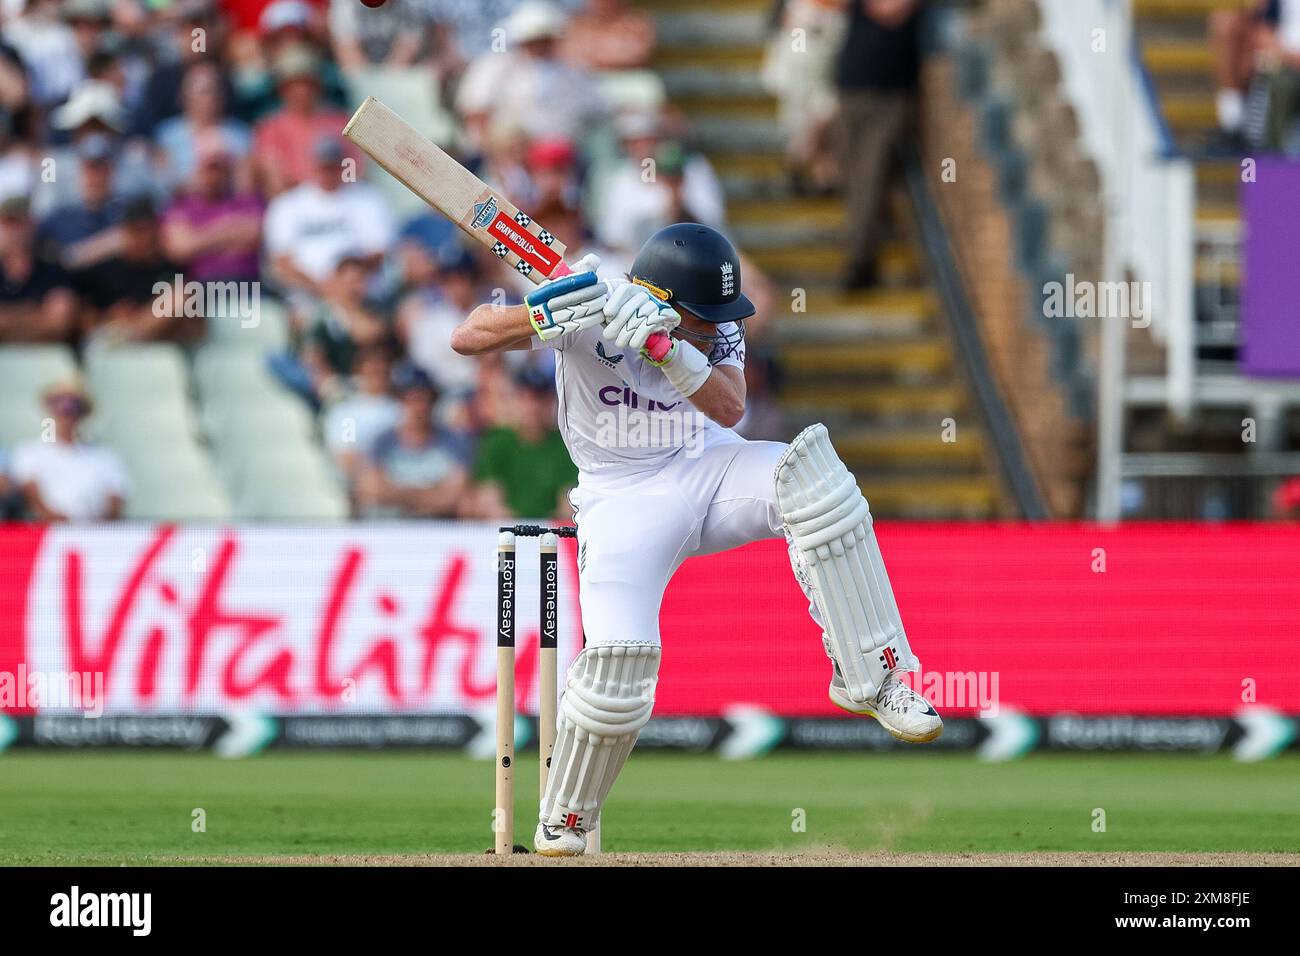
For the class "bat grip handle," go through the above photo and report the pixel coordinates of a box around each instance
[553,260,673,363]
[642,332,674,363]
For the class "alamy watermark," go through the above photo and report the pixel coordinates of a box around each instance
[1042,273,1151,328]
[152,274,261,328]
[906,667,1000,716]
[0,666,104,717]
[594,404,710,458]
[50,886,150,936]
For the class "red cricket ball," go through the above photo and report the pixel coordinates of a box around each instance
[359,0,387,7]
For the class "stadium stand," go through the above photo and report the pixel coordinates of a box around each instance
[918,0,1096,516]
[1,0,1294,522]
[650,0,1006,517]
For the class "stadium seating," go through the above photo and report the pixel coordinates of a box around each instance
[0,301,350,521]
[226,444,348,520]
[79,342,233,520]
[204,295,291,353]
[0,345,77,447]
[193,330,349,522]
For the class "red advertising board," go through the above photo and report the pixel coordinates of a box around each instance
[658,523,1300,717]
[2,523,1298,718]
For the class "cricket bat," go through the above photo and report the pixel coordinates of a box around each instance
[342,97,671,360]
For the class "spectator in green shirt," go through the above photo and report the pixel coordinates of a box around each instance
[471,366,577,521]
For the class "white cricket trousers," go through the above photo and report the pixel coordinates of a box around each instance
[570,435,791,647]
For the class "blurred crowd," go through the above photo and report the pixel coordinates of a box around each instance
[0,0,788,522]
[762,0,921,289]
[1210,0,1300,153]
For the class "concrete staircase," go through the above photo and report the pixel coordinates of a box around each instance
[643,0,1005,517]
[1133,0,1245,362]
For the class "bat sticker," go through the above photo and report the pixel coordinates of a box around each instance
[471,196,499,230]
[488,212,562,276]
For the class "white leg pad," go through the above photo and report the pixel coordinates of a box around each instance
[775,423,918,702]
[540,642,660,830]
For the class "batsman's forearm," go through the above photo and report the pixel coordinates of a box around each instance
[451,303,535,355]
[686,369,746,429]
[647,340,743,426]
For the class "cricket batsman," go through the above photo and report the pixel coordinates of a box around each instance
[451,222,942,856]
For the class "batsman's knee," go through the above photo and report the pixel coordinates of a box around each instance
[561,642,660,737]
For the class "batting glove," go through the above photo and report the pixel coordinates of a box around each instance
[526,254,611,341]
[602,282,681,351]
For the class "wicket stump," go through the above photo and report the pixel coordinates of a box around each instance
[494,525,598,855]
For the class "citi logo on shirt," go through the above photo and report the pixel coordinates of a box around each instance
[595,341,624,369]
[598,385,680,412]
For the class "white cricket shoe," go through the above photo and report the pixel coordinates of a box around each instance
[534,822,587,857]
[829,665,943,743]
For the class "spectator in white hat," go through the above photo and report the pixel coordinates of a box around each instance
[595,110,725,255]
[36,79,155,218]
[49,78,123,134]
[11,376,130,522]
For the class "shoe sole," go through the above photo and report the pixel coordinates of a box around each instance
[829,692,944,744]
[533,846,584,857]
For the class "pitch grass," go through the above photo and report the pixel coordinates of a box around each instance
[0,751,1297,865]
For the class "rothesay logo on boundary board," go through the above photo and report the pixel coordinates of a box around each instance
[50,886,151,936]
